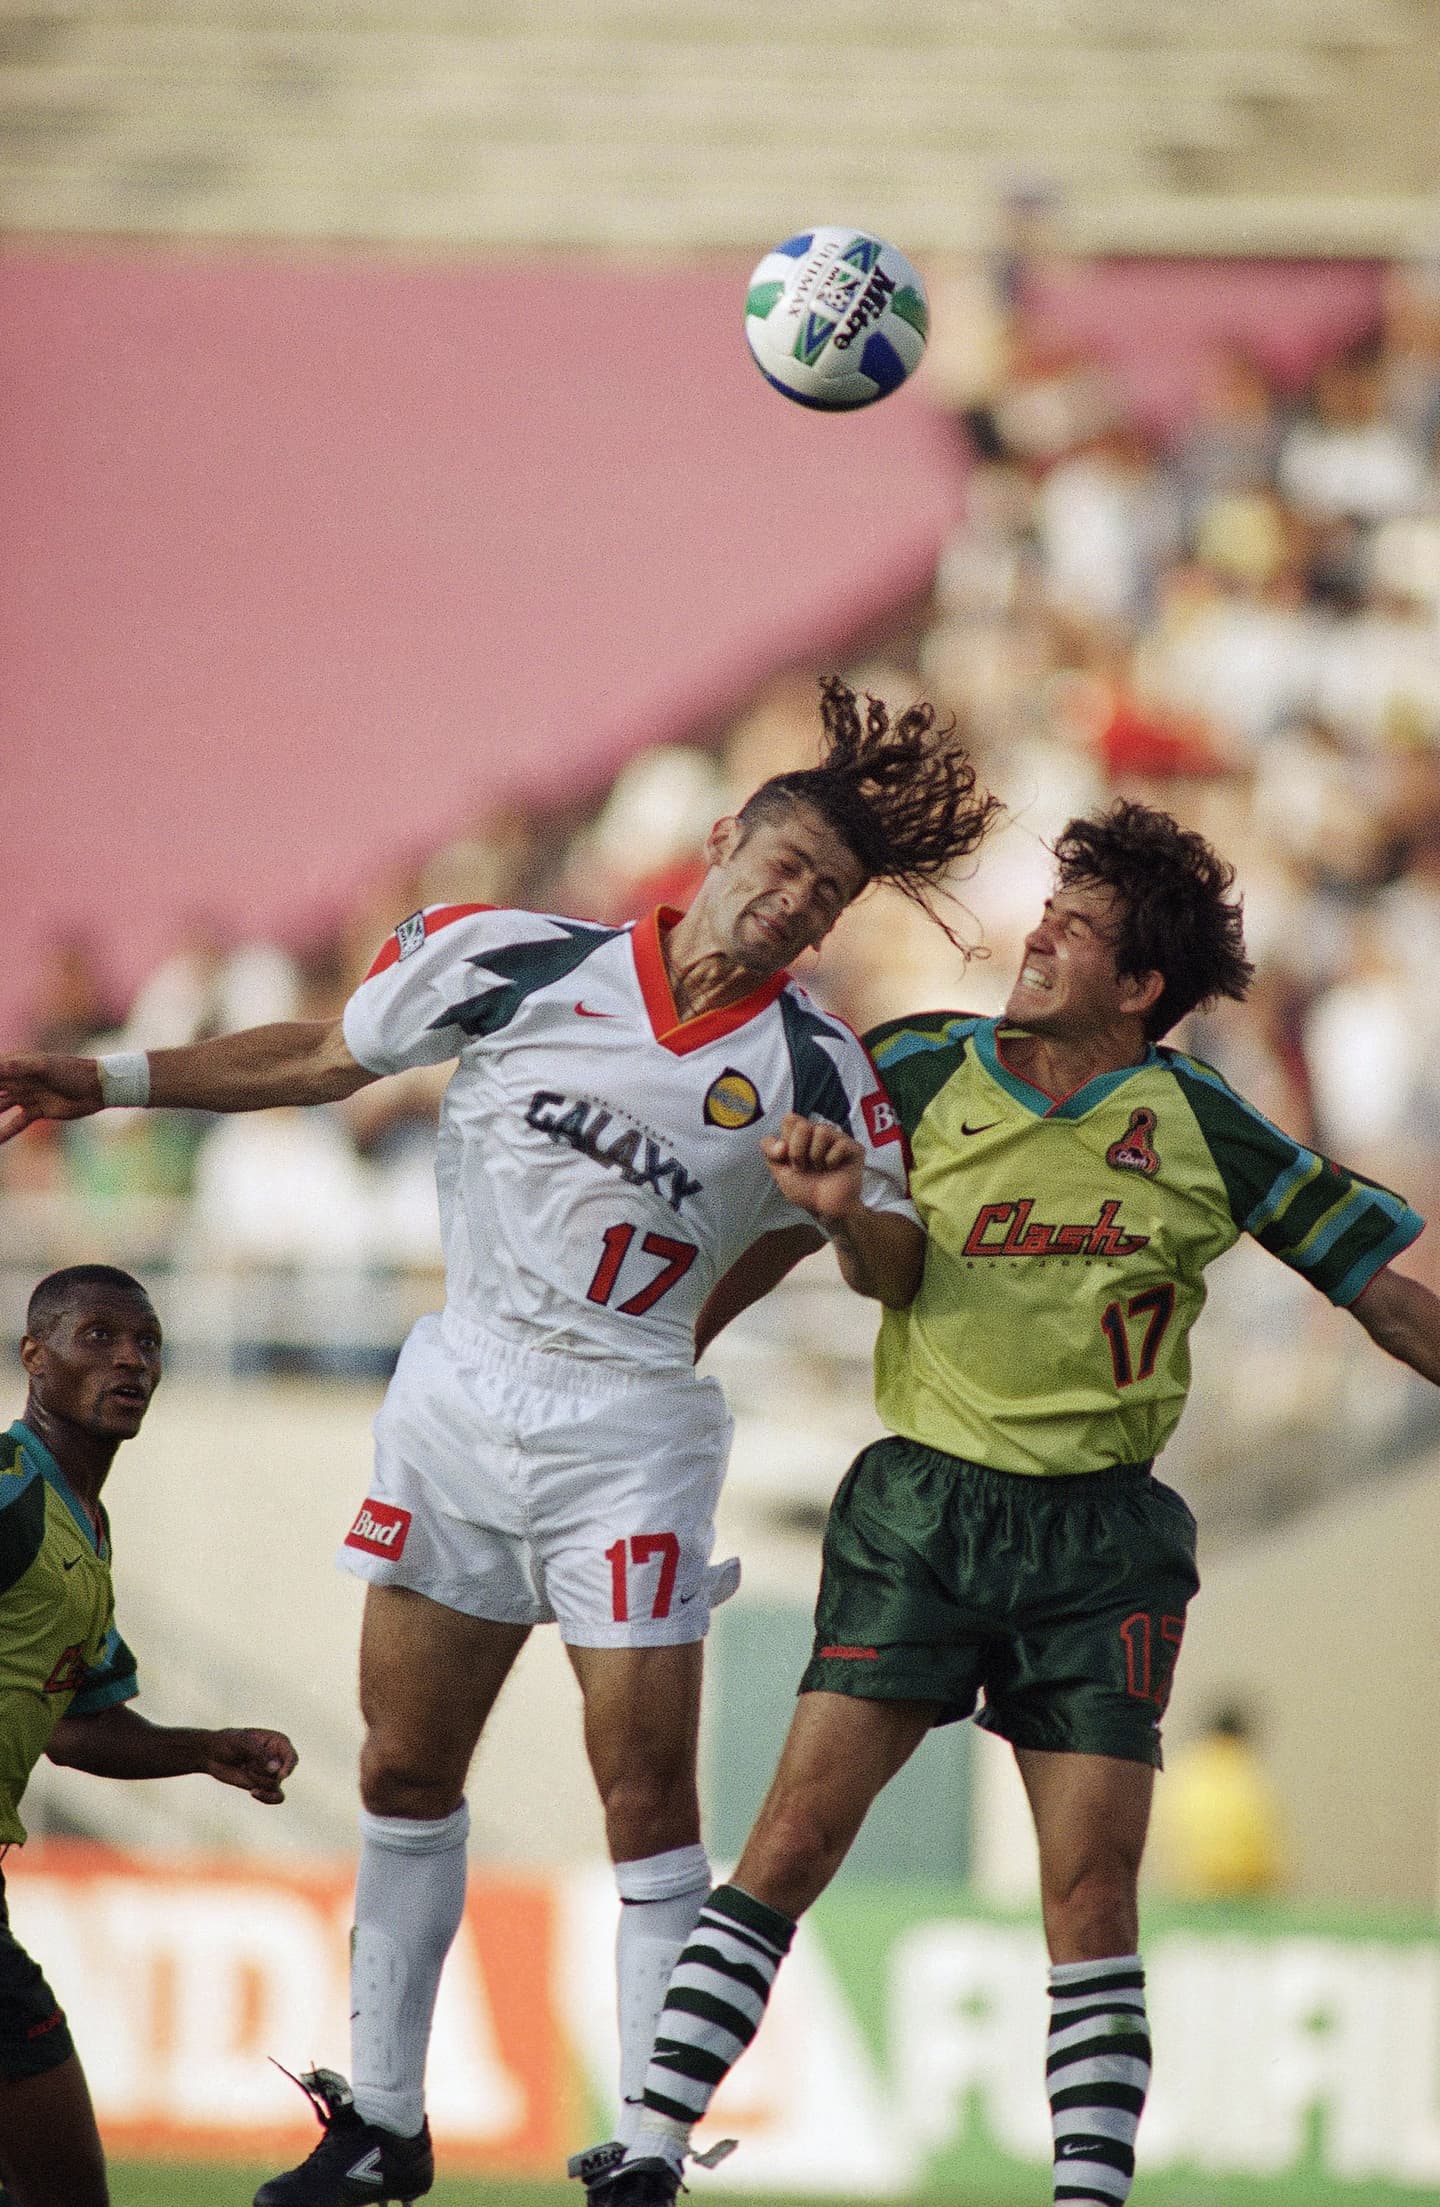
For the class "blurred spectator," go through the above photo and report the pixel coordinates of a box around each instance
[416,804,539,912]
[1378,262,1440,454]
[24,935,123,1052]
[1278,346,1429,525]
[1150,1704,1289,1902]
[1034,423,1183,636]
[990,332,1122,473]
[1133,546,1319,758]
[1173,344,1286,519]
[558,743,727,922]
[118,914,299,1050]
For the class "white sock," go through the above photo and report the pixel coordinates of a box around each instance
[350,1802,470,2137]
[613,1843,711,2147]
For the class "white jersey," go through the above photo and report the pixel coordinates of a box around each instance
[343,901,916,1371]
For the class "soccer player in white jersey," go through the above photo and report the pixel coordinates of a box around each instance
[0,679,998,2207]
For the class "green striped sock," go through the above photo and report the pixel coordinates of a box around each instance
[636,1884,794,2138]
[1047,1954,1151,2205]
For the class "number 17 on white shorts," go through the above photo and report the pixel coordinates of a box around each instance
[337,1313,740,1647]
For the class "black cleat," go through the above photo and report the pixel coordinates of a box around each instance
[254,2067,434,2205]
[588,2156,683,2207]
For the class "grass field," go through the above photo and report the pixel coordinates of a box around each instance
[107,2172,852,2207]
[108,2171,791,2207]
[110,2172,592,2207]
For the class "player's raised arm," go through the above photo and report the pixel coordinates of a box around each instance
[1349,1264,1440,1386]
[761,1111,925,1307]
[0,1017,376,1140]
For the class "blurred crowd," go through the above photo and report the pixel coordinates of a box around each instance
[8,239,1440,1462]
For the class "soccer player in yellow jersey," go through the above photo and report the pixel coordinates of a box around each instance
[601,802,1440,2207]
[0,1266,297,2207]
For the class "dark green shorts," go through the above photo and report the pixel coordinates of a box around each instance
[800,1436,1201,1767]
[0,1869,75,2083]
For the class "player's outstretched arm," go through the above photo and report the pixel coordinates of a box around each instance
[0,1018,375,1141]
[761,1112,925,1308]
[46,1707,298,1804]
[1350,1264,1440,1386]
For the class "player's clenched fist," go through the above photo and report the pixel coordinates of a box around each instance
[760,1111,865,1226]
[203,1727,300,1805]
[0,1054,103,1140]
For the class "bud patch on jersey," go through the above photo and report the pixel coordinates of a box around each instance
[525,1092,704,1213]
[345,1501,412,1557]
[703,1070,762,1129]
[862,1089,903,1147]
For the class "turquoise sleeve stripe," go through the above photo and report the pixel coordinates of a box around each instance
[870,1015,979,1069]
[1332,1208,1426,1307]
[68,1672,140,1716]
[1242,1148,1324,1237]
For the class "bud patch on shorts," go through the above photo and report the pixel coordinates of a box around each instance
[345,1499,413,1557]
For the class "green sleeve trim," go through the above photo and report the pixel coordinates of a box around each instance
[1172,1054,1424,1302]
[0,1468,45,1598]
[864,1013,980,1137]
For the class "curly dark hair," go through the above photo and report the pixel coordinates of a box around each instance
[1052,800,1255,1039]
[737,676,1000,939]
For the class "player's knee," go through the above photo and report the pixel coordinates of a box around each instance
[597,1766,700,1855]
[358,1732,459,1818]
[1044,1857,1140,1956]
[748,1787,842,1892]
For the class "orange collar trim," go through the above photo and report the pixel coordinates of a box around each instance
[631,906,789,1056]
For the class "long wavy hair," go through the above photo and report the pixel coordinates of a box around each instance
[737,676,1000,942]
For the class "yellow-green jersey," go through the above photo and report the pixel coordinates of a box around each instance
[0,1421,138,1844]
[866,1014,1425,1479]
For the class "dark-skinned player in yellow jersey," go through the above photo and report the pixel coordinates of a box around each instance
[598,801,1440,2207]
[0,1265,297,2207]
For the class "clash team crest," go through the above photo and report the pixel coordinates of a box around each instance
[704,1069,763,1129]
[1106,1107,1161,1176]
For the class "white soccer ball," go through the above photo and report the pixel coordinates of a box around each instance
[744,227,929,411]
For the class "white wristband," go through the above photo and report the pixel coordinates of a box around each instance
[96,1051,151,1109]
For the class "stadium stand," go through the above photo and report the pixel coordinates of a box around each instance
[2,0,1440,252]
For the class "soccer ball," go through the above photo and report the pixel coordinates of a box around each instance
[743,227,928,411]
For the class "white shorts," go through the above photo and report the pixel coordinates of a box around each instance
[337,1311,738,1647]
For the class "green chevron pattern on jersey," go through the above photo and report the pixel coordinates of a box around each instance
[439,920,617,1040]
